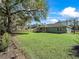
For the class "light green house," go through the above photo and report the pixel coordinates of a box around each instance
[36,19,79,33]
[38,22,72,33]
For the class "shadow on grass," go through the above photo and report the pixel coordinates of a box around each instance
[34,32,66,34]
[69,45,79,57]
[11,32,29,36]
[47,32,66,34]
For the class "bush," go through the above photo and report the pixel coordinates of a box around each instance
[33,28,43,33]
[0,33,10,51]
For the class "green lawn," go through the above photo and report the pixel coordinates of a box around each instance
[16,33,79,59]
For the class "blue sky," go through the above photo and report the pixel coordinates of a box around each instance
[48,0,79,11]
[44,0,79,24]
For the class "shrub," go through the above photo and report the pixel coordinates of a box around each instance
[0,33,10,51]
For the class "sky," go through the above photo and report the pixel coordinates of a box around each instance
[44,0,79,24]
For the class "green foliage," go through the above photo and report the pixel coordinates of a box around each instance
[0,33,10,51]
[0,0,48,32]
[34,16,40,22]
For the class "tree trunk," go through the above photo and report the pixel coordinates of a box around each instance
[6,5,12,33]
[7,16,11,33]
[73,19,76,34]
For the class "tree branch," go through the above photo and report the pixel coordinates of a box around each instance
[0,7,6,15]
[11,9,38,15]
[0,6,6,11]
[9,0,24,9]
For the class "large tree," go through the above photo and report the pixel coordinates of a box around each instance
[0,0,47,34]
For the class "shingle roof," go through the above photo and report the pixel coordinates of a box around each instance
[46,22,65,27]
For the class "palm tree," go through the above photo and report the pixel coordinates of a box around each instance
[0,0,48,34]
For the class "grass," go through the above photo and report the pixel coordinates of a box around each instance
[16,32,79,59]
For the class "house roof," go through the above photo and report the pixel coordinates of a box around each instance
[46,22,66,27]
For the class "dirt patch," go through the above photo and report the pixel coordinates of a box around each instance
[0,37,26,59]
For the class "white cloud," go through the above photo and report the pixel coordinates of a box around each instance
[60,7,79,17]
[47,17,58,24]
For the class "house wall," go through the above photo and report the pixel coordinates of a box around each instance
[66,27,72,33]
[46,27,67,33]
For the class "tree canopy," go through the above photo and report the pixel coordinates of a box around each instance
[0,0,48,34]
